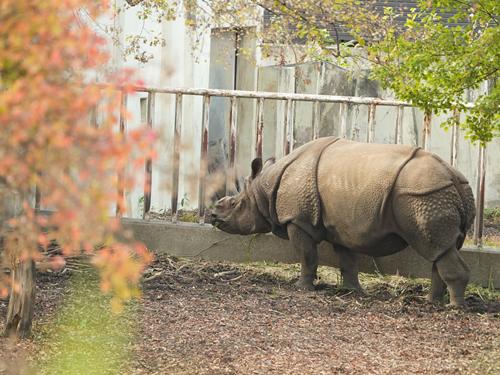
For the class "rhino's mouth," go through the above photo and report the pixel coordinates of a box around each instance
[210,215,224,227]
[211,216,233,232]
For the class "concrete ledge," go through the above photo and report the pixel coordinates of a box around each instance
[122,219,500,289]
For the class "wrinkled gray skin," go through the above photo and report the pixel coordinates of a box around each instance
[212,138,475,306]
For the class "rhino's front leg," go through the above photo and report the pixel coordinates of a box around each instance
[287,223,318,291]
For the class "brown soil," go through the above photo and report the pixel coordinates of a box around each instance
[0,256,499,375]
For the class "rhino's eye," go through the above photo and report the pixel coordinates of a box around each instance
[230,198,236,208]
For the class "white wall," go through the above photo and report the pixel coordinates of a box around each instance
[108,1,212,217]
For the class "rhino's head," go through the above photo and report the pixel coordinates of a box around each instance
[211,158,273,235]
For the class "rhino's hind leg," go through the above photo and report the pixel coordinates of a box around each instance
[393,188,470,306]
[287,224,318,291]
[428,263,447,303]
[435,247,470,306]
[335,246,364,292]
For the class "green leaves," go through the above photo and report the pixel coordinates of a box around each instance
[367,0,499,144]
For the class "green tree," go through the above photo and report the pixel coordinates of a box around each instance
[119,0,499,144]
[364,0,499,145]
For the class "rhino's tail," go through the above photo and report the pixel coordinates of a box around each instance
[454,179,475,250]
[447,171,475,250]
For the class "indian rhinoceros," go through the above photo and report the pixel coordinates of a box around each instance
[212,137,475,306]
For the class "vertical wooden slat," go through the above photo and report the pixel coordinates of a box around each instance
[394,105,404,144]
[116,90,127,217]
[367,104,376,143]
[473,145,486,247]
[312,100,320,140]
[171,93,183,223]
[198,95,210,224]
[339,102,348,138]
[422,111,432,150]
[255,97,264,159]
[226,96,238,195]
[450,109,460,168]
[143,92,154,219]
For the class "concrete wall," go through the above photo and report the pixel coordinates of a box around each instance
[123,219,500,289]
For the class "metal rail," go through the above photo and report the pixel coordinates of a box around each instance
[84,86,486,244]
[128,85,416,107]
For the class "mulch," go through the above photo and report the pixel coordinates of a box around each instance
[0,256,499,375]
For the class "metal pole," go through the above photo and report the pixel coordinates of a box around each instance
[422,111,432,150]
[171,93,183,223]
[367,104,376,143]
[116,90,127,217]
[473,145,486,247]
[312,100,320,140]
[117,85,418,107]
[450,110,460,168]
[339,102,348,139]
[226,96,238,195]
[198,95,210,225]
[255,97,264,159]
[283,99,293,155]
[351,105,360,141]
[143,92,154,219]
[395,105,403,144]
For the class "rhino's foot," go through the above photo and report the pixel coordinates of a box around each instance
[426,293,445,304]
[446,296,466,308]
[427,263,447,304]
[295,278,316,291]
[340,282,365,295]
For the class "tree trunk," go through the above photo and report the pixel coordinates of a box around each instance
[1,186,36,338]
[3,259,35,338]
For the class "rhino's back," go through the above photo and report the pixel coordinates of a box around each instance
[317,140,419,248]
[395,150,457,195]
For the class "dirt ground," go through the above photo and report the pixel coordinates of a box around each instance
[0,255,499,375]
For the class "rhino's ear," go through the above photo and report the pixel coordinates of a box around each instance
[263,157,275,169]
[251,158,263,179]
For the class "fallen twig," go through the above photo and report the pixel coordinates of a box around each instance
[225,274,243,282]
[214,270,239,278]
[144,271,164,282]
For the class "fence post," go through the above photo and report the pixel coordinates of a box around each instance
[116,90,127,217]
[339,102,348,139]
[198,95,210,224]
[312,100,320,140]
[226,96,238,195]
[255,97,264,159]
[422,111,432,150]
[473,145,486,247]
[171,93,183,223]
[283,99,294,155]
[143,91,154,219]
[450,109,460,168]
[367,104,376,143]
[394,105,404,144]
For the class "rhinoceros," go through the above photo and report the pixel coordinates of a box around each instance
[212,137,475,306]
